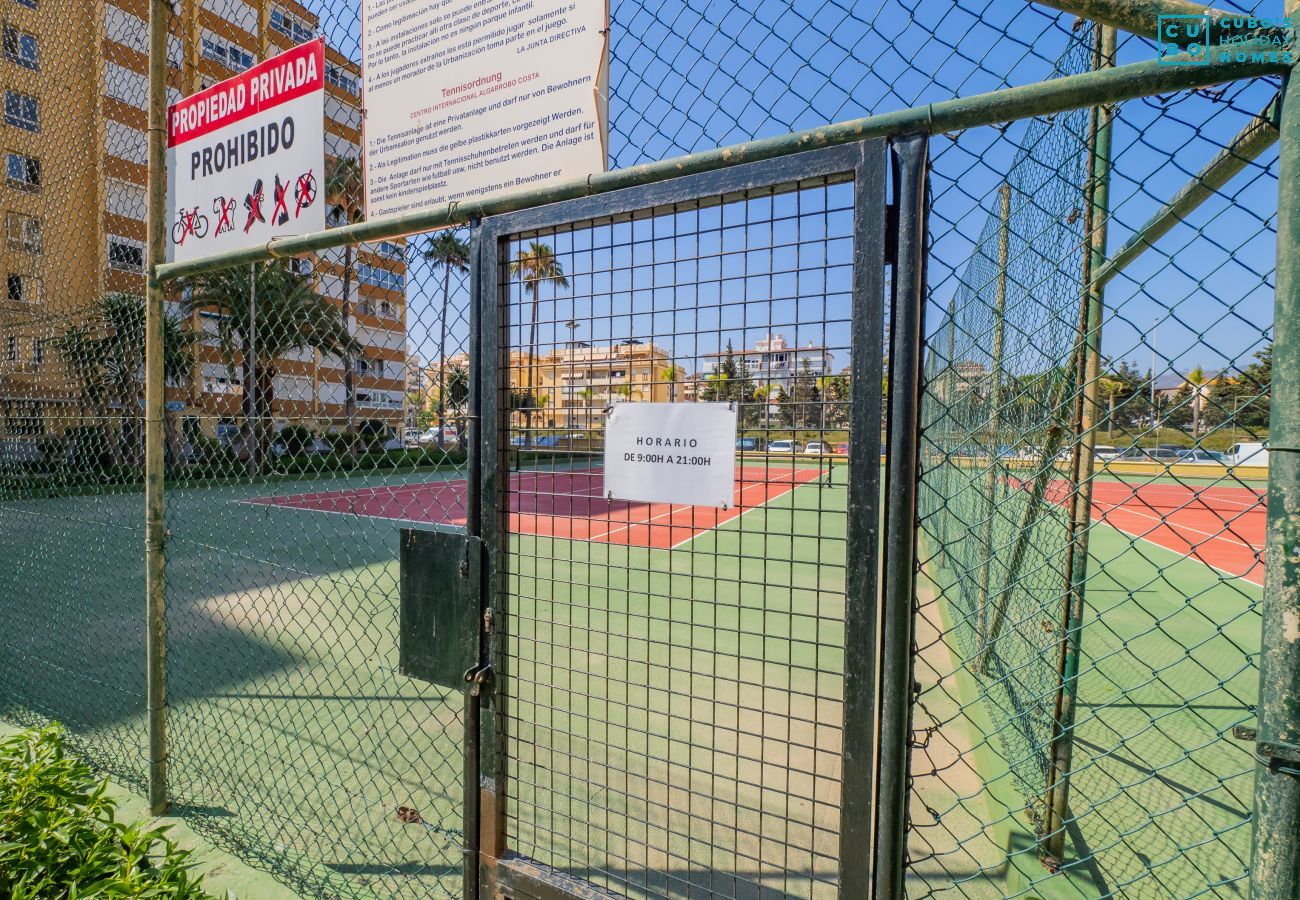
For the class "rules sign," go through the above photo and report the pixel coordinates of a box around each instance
[166,39,326,263]
[603,403,738,509]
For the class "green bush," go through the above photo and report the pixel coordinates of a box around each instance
[275,424,315,456]
[0,724,216,898]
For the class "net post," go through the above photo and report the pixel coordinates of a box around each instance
[938,299,957,569]
[144,0,170,816]
[1043,23,1115,866]
[1249,4,1300,893]
[975,183,1012,642]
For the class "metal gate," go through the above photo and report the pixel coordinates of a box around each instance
[455,137,927,899]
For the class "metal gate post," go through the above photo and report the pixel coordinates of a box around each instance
[1249,23,1300,898]
[144,0,170,816]
[1044,23,1115,864]
[874,132,929,899]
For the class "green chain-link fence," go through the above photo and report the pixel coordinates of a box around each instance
[0,0,1290,897]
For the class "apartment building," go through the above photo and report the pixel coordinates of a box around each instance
[0,0,407,442]
[702,333,835,392]
[424,343,685,432]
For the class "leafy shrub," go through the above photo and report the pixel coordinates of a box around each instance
[276,424,315,456]
[0,724,216,898]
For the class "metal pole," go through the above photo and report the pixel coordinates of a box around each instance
[248,263,258,474]
[153,51,1285,284]
[144,0,169,815]
[1044,23,1114,865]
[874,131,928,900]
[1249,5,1300,892]
[1151,315,1158,428]
[938,299,957,569]
[977,183,1012,639]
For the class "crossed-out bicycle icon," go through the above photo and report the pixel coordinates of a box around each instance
[171,206,209,246]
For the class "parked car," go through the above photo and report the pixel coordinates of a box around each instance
[834,442,849,455]
[804,441,828,455]
[1227,441,1269,467]
[736,437,765,452]
[768,440,801,453]
[1117,446,1183,463]
[1093,445,1120,461]
[1178,448,1223,464]
[403,429,422,448]
[420,425,460,445]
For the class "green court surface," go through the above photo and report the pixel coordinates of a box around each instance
[0,463,1262,899]
[923,470,1261,898]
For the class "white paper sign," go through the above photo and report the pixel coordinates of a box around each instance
[603,403,738,509]
[361,0,609,219]
[165,40,326,263]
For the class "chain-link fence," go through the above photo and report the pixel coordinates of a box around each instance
[0,0,1289,897]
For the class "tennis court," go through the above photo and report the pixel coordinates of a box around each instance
[1032,473,1267,584]
[921,466,1265,896]
[248,464,830,549]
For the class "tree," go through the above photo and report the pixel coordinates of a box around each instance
[1185,366,1209,436]
[424,231,471,443]
[700,342,759,425]
[1209,343,1271,432]
[182,263,359,471]
[443,363,470,442]
[326,155,364,435]
[508,242,568,445]
[1097,376,1124,440]
[779,358,821,429]
[660,364,678,402]
[53,293,195,468]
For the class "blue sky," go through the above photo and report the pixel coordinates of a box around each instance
[297,0,1280,380]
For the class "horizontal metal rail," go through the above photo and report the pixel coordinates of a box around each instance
[154,51,1284,282]
[1092,95,1279,288]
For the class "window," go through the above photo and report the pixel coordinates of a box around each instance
[104,62,147,108]
[6,272,38,304]
[105,121,147,164]
[325,63,359,96]
[13,0,36,9]
[326,206,348,227]
[289,256,314,276]
[5,334,14,359]
[201,33,254,71]
[31,336,41,365]
[269,6,313,42]
[107,236,144,273]
[6,212,39,253]
[3,90,36,131]
[357,263,403,292]
[3,25,36,69]
[6,150,37,190]
[106,178,146,220]
[369,240,404,260]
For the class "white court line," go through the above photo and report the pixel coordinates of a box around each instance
[583,467,812,548]
[1092,501,1263,553]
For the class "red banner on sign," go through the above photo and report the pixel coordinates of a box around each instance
[168,38,324,148]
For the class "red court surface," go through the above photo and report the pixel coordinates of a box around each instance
[249,466,827,549]
[1034,478,1267,584]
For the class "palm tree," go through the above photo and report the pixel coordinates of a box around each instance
[182,263,359,471]
[661,364,678,402]
[1186,366,1209,436]
[508,242,568,445]
[326,155,363,435]
[1097,376,1124,440]
[424,231,471,443]
[54,293,195,468]
[576,386,594,430]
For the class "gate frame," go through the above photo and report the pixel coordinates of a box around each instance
[463,138,913,898]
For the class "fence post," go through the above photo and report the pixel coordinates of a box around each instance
[976,183,1011,639]
[1043,23,1114,865]
[144,0,170,814]
[1249,22,1300,899]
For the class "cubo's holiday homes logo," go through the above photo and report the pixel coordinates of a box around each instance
[1158,14,1294,65]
